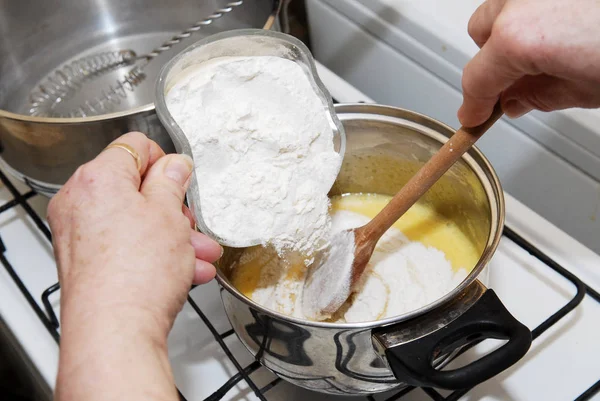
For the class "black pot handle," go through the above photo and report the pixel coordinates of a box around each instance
[384,290,531,389]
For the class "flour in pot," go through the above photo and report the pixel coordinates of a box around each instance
[165,56,341,255]
[330,211,467,322]
[232,206,469,323]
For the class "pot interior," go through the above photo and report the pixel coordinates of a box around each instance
[329,116,495,257]
[217,104,503,325]
[0,0,275,116]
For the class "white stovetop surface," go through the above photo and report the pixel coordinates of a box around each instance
[0,63,599,401]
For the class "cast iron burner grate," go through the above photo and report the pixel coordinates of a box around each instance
[0,169,599,401]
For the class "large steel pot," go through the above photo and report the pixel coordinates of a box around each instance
[216,104,532,395]
[0,0,282,196]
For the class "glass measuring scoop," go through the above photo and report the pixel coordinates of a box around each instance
[155,29,345,248]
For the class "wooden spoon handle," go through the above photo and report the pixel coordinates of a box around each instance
[360,102,504,241]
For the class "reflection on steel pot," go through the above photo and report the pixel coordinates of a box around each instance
[216,104,532,395]
[0,0,282,196]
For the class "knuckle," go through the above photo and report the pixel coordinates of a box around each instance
[461,63,480,97]
[121,131,148,142]
[467,14,482,43]
[72,162,103,189]
[119,131,153,153]
[47,192,73,238]
[491,15,541,65]
[491,16,518,47]
[491,19,522,57]
[47,195,61,225]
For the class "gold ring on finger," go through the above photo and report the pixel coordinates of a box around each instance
[103,142,143,173]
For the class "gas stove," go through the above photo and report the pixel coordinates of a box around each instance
[0,63,599,401]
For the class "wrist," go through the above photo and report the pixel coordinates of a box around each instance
[57,297,176,401]
[60,282,172,344]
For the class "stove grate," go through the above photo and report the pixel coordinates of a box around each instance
[0,169,599,401]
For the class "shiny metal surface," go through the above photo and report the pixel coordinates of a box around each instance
[216,104,505,394]
[30,1,248,118]
[28,50,138,117]
[371,280,487,354]
[0,0,281,196]
[155,29,345,248]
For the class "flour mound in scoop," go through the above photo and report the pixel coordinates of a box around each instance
[165,56,341,255]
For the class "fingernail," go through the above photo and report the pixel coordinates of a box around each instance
[503,100,530,119]
[220,246,225,259]
[164,154,193,187]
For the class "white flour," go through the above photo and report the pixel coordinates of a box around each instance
[165,56,341,254]
[301,229,355,321]
[243,210,468,323]
[331,211,467,322]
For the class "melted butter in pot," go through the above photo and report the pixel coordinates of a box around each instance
[230,193,479,322]
[330,193,480,272]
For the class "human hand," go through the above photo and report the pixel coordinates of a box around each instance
[459,0,600,127]
[48,132,222,339]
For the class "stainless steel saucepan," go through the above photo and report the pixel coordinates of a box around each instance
[216,104,532,395]
[0,0,282,196]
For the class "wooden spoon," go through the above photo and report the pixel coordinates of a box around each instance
[302,103,504,320]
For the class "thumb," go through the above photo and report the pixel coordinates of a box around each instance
[140,153,194,207]
[501,74,600,118]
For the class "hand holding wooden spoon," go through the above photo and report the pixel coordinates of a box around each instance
[302,103,504,321]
